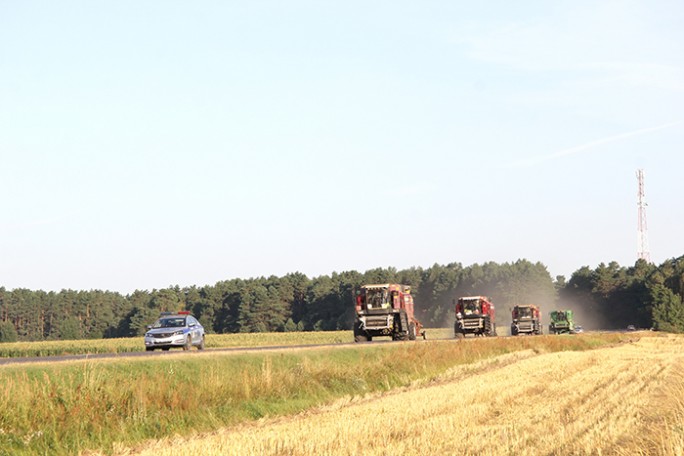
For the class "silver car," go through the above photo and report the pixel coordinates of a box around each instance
[144,311,206,351]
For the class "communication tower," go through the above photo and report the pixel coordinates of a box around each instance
[636,169,651,262]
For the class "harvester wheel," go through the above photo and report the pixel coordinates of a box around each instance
[354,333,369,343]
[353,322,368,343]
[455,331,465,340]
[399,311,409,332]
[408,323,417,341]
[483,317,492,336]
[394,312,410,341]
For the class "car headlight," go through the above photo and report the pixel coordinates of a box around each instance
[145,333,151,338]
[173,330,184,336]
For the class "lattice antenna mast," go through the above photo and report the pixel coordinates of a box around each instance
[636,169,651,262]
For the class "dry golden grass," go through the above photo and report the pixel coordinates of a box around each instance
[124,334,684,456]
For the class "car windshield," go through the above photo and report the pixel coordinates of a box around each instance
[153,317,186,328]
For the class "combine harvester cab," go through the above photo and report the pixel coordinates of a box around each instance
[549,310,575,334]
[454,296,497,338]
[511,304,543,336]
[354,284,425,342]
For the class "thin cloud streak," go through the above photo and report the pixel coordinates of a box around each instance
[512,121,682,168]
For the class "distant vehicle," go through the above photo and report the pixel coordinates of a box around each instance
[511,304,542,336]
[549,310,575,335]
[144,311,205,351]
[353,284,424,342]
[573,325,584,334]
[627,325,637,331]
[454,296,496,338]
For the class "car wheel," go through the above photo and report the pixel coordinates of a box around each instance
[183,335,192,351]
[198,335,205,350]
[146,347,154,352]
[162,347,170,351]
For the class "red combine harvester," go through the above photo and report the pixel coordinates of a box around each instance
[354,284,424,342]
[511,304,543,335]
[454,296,497,338]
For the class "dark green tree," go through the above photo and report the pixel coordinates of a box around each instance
[0,320,18,343]
[54,316,82,340]
[651,284,684,333]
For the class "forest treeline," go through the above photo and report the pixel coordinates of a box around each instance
[1,256,683,342]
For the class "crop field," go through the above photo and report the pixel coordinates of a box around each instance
[1,331,679,455]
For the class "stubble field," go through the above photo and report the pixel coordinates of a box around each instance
[127,334,684,456]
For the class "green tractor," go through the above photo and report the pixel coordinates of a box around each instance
[549,310,575,334]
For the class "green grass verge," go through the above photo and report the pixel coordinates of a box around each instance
[0,332,636,455]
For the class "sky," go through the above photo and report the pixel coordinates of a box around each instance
[1,0,683,293]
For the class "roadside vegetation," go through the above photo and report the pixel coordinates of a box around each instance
[0,332,629,455]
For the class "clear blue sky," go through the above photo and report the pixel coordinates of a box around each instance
[2,1,683,293]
